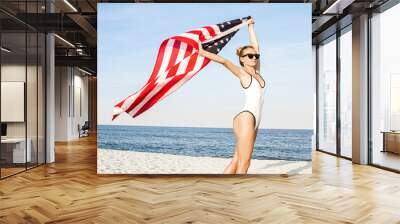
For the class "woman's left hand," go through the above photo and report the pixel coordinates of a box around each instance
[247,18,255,25]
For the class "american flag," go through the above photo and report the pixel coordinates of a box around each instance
[112,16,251,121]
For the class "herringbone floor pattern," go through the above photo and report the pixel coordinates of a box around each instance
[1,135,400,223]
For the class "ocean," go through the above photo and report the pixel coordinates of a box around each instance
[97,125,313,161]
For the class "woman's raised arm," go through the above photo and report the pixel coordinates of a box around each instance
[197,43,225,64]
[197,43,242,78]
[247,18,259,54]
[247,18,260,71]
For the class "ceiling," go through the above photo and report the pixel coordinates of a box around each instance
[0,0,393,75]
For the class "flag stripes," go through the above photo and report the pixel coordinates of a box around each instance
[112,17,249,121]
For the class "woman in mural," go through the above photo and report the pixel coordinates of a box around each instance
[198,18,266,174]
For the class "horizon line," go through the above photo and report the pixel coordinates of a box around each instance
[98,124,314,131]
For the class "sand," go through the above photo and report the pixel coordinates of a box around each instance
[97,148,312,174]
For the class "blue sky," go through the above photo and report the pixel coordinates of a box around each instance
[98,3,313,129]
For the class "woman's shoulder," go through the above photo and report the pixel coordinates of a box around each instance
[238,67,247,76]
[256,70,263,79]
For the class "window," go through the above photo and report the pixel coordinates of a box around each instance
[318,35,337,154]
[370,2,400,171]
[339,27,352,158]
[0,1,46,179]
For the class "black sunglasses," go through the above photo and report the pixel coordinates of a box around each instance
[241,53,260,60]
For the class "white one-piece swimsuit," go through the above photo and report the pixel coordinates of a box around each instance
[233,68,265,130]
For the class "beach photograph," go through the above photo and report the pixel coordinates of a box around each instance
[97,3,313,174]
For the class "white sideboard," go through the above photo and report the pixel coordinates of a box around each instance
[1,138,32,163]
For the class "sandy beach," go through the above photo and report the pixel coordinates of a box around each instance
[97,148,312,174]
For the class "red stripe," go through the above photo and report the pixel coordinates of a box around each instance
[115,99,124,108]
[133,54,200,117]
[124,81,157,114]
[185,44,193,58]
[204,26,216,37]
[165,41,181,72]
[185,57,210,82]
[133,75,185,118]
[166,44,193,79]
[188,30,206,41]
[112,87,142,120]
[124,39,174,114]
[166,60,180,79]
[210,26,220,37]
[185,53,198,73]
[200,57,211,70]
[148,39,169,82]
[126,42,188,114]
[171,36,199,50]
[181,57,210,85]
[183,45,194,63]
[125,40,184,114]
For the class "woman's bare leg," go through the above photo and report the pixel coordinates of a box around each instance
[235,112,256,174]
[236,139,255,174]
[224,117,242,174]
[223,146,239,174]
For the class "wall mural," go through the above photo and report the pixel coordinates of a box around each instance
[97,3,313,174]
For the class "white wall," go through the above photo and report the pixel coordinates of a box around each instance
[1,65,27,144]
[71,72,89,138]
[55,66,69,141]
[1,65,40,138]
[1,63,46,164]
[55,67,89,141]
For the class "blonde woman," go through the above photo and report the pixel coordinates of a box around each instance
[198,18,266,174]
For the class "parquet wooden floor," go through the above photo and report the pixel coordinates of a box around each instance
[1,134,399,224]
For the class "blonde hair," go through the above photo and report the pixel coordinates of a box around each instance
[236,45,254,66]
